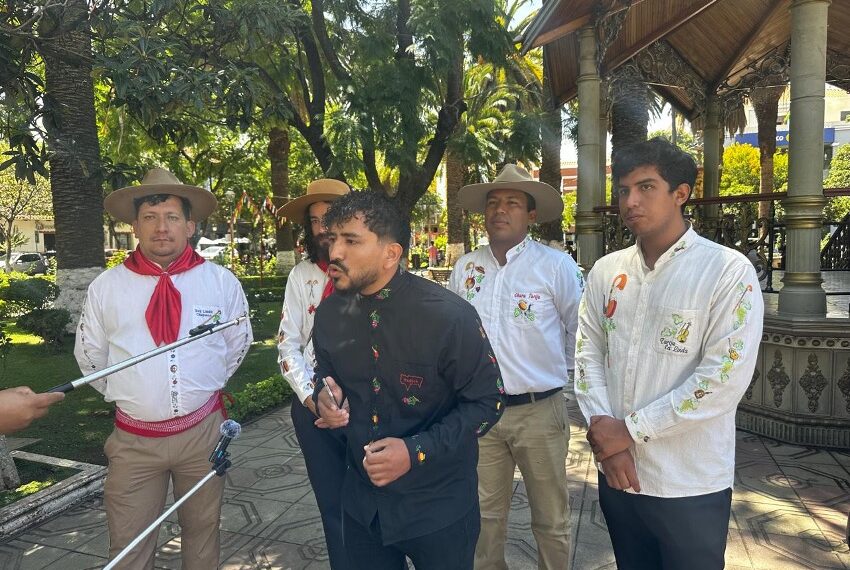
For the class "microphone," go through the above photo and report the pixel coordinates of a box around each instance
[209,419,242,465]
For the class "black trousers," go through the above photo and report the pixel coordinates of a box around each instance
[291,399,351,569]
[598,472,732,570]
[342,505,480,570]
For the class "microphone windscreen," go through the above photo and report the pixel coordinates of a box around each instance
[219,419,242,439]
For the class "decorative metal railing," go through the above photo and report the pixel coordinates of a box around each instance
[595,187,850,294]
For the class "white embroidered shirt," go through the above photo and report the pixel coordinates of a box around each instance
[277,260,330,404]
[449,236,584,395]
[575,227,764,497]
[74,262,253,422]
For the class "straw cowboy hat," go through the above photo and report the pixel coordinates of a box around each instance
[104,167,218,223]
[458,164,564,223]
[277,179,350,222]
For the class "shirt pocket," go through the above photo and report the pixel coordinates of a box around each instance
[191,304,223,328]
[651,306,701,357]
[377,357,440,421]
[506,291,549,329]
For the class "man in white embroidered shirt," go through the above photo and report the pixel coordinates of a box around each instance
[449,164,583,570]
[276,178,352,569]
[576,138,764,569]
[74,168,252,569]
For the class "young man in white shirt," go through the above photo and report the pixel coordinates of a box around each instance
[75,168,252,569]
[276,178,352,569]
[449,165,583,570]
[576,138,764,569]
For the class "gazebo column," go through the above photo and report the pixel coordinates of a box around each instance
[702,92,721,221]
[575,25,604,268]
[778,0,829,317]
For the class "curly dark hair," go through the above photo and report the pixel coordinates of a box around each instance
[323,190,410,247]
[611,137,697,194]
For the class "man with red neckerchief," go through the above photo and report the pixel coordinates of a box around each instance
[74,167,252,569]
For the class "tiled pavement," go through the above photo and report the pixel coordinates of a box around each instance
[2,399,850,569]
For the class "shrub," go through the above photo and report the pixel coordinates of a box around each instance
[225,374,293,423]
[238,275,287,291]
[1,277,59,315]
[106,249,129,269]
[17,308,72,349]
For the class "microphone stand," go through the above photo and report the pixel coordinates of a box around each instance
[102,453,233,570]
[46,315,248,394]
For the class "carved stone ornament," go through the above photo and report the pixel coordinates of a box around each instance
[745,367,760,401]
[799,353,828,414]
[837,357,850,413]
[767,350,790,408]
[632,40,707,117]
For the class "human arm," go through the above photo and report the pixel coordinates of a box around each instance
[0,387,64,434]
[276,272,317,410]
[574,267,615,421]
[222,279,253,379]
[74,288,109,394]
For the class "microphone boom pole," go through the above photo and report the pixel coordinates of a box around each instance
[46,315,248,394]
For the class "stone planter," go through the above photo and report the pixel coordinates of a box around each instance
[0,451,106,541]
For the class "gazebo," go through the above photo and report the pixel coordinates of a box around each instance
[523,0,850,447]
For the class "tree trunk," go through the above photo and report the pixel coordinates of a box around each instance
[609,64,649,204]
[269,126,296,275]
[445,150,466,266]
[538,43,564,245]
[0,436,20,491]
[751,86,785,221]
[40,0,105,323]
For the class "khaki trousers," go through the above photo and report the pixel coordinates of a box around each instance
[103,411,225,569]
[474,393,571,570]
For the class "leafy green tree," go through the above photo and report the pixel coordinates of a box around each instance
[824,143,850,222]
[0,151,52,271]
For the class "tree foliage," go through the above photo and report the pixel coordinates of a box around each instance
[0,144,52,269]
[824,143,850,222]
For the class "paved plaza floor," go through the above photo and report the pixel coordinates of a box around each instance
[2,399,849,569]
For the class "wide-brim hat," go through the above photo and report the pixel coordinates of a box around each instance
[104,167,217,223]
[458,164,564,223]
[277,179,350,222]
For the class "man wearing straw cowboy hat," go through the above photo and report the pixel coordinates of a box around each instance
[74,167,253,569]
[276,178,352,568]
[449,164,582,570]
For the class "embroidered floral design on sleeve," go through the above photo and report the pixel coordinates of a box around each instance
[495,376,505,395]
[575,270,585,290]
[415,444,426,464]
[370,310,381,328]
[676,337,744,413]
[733,282,753,330]
[476,421,489,435]
[463,262,486,301]
[601,273,628,366]
[720,338,744,382]
[576,336,584,354]
[576,363,589,393]
[629,412,650,442]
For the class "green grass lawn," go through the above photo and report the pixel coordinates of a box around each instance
[1,301,283,466]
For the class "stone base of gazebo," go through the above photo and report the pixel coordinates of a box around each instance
[737,314,850,448]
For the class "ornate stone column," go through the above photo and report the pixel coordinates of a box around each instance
[702,92,721,221]
[575,25,604,268]
[778,0,830,317]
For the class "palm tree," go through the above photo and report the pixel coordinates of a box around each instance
[750,85,786,221]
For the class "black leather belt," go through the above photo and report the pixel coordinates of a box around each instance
[505,387,562,407]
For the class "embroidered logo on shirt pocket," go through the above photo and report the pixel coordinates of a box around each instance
[510,292,542,326]
[192,304,222,327]
[654,309,699,356]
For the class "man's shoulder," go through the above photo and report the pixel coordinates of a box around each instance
[453,248,487,269]
[526,239,579,269]
[88,264,129,290]
[691,234,753,271]
[290,259,323,278]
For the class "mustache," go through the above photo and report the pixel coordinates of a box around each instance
[329,260,348,273]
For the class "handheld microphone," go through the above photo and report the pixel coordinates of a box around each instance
[209,419,242,465]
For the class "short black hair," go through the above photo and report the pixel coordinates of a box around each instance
[612,137,697,195]
[323,190,410,247]
[133,194,192,220]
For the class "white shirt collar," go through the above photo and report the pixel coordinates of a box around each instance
[635,224,697,273]
[488,234,531,266]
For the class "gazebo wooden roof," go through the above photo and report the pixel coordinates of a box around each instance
[522,0,850,120]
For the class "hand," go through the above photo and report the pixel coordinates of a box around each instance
[587,415,633,461]
[315,377,349,429]
[600,449,641,492]
[362,437,411,487]
[0,387,64,435]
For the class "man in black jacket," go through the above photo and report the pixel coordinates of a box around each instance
[313,190,505,570]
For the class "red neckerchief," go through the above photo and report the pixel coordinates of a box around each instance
[316,260,335,300]
[124,245,205,346]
